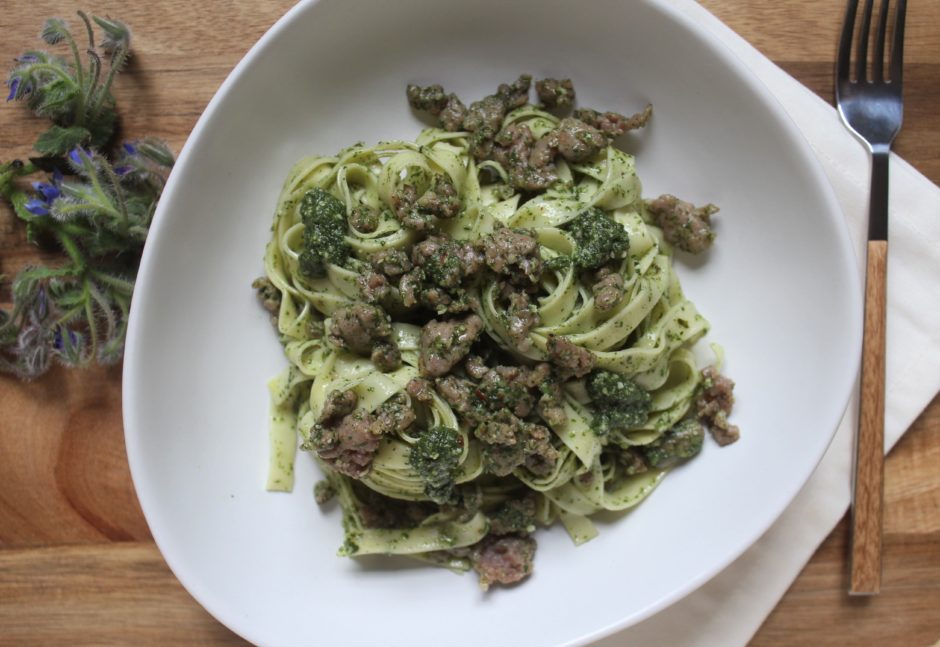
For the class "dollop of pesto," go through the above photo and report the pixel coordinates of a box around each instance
[298,188,349,277]
[565,207,630,270]
[408,425,464,504]
[586,369,652,435]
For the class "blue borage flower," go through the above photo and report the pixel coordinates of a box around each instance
[68,146,89,168]
[24,169,63,216]
[6,51,65,108]
[32,178,61,201]
[53,325,80,351]
[113,142,137,175]
[24,198,50,216]
[3,56,36,100]
[113,138,174,189]
[6,78,19,101]
[52,323,87,367]
[65,146,106,181]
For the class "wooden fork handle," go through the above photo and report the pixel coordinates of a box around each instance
[850,239,887,595]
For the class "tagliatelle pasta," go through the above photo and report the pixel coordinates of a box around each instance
[257,76,738,589]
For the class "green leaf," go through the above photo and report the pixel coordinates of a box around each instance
[34,125,91,156]
[6,188,37,223]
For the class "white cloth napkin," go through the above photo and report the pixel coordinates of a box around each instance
[595,2,940,645]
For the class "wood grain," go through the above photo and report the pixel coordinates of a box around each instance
[0,543,242,646]
[850,239,888,595]
[0,0,938,645]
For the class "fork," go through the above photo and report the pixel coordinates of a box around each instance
[835,0,906,596]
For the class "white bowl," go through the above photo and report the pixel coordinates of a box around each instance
[123,0,862,645]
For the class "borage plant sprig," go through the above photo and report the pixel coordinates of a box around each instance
[0,13,174,379]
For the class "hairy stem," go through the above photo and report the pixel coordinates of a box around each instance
[61,32,87,126]
[89,46,127,117]
[99,159,129,233]
[91,270,135,294]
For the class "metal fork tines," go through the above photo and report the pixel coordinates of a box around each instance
[837,0,906,239]
[835,0,906,596]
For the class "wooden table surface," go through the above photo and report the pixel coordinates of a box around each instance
[1,1,938,645]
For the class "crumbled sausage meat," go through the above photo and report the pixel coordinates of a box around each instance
[535,77,575,109]
[356,485,434,528]
[329,303,392,355]
[404,83,469,133]
[406,377,436,404]
[475,410,524,446]
[488,495,537,536]
[318,389,359,425]
[464,96,507,159]
[537,379,568,428]
[697,366,740,446]
[483,227,543,284]
[528,131,557,170]
[505,290,540,351]
[390,184,431,231]
[358,251,413,311]
[491,123,558,191]
[412,235,483,289]
[477,365,537,418]
[496,74,533,110]
[371,341,402,373]
[476,416,527,477]
[547,335,595,379]
[314,479,336,504]
[406,83,449,114]
[475,411,558,477]
[329,303,401,371]
[523,423,560,477]
[357,272,397,308]
[372,393,416,435]
[553,117,607,163]
[524,117,607,172]
[311,411,382,479]
[416,175,461,219]
[310,393,416,478]
[464,355,490,380]
[252,277,281,324]
[399,269,423,308]
[647,194,718,254]
[419,313,485,377]
[496,115,606,190]
[390,176,462,231]
[402,236,483,314]
[439,94,467,132]
[470,535,537,590]
[574,105,653,138]
[349,205,380,233]
[434,375,482,426]
[371,249,412,277]
[592,266,625,312]
[463,75,533,159]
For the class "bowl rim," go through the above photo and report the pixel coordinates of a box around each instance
[123,0,863,644]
